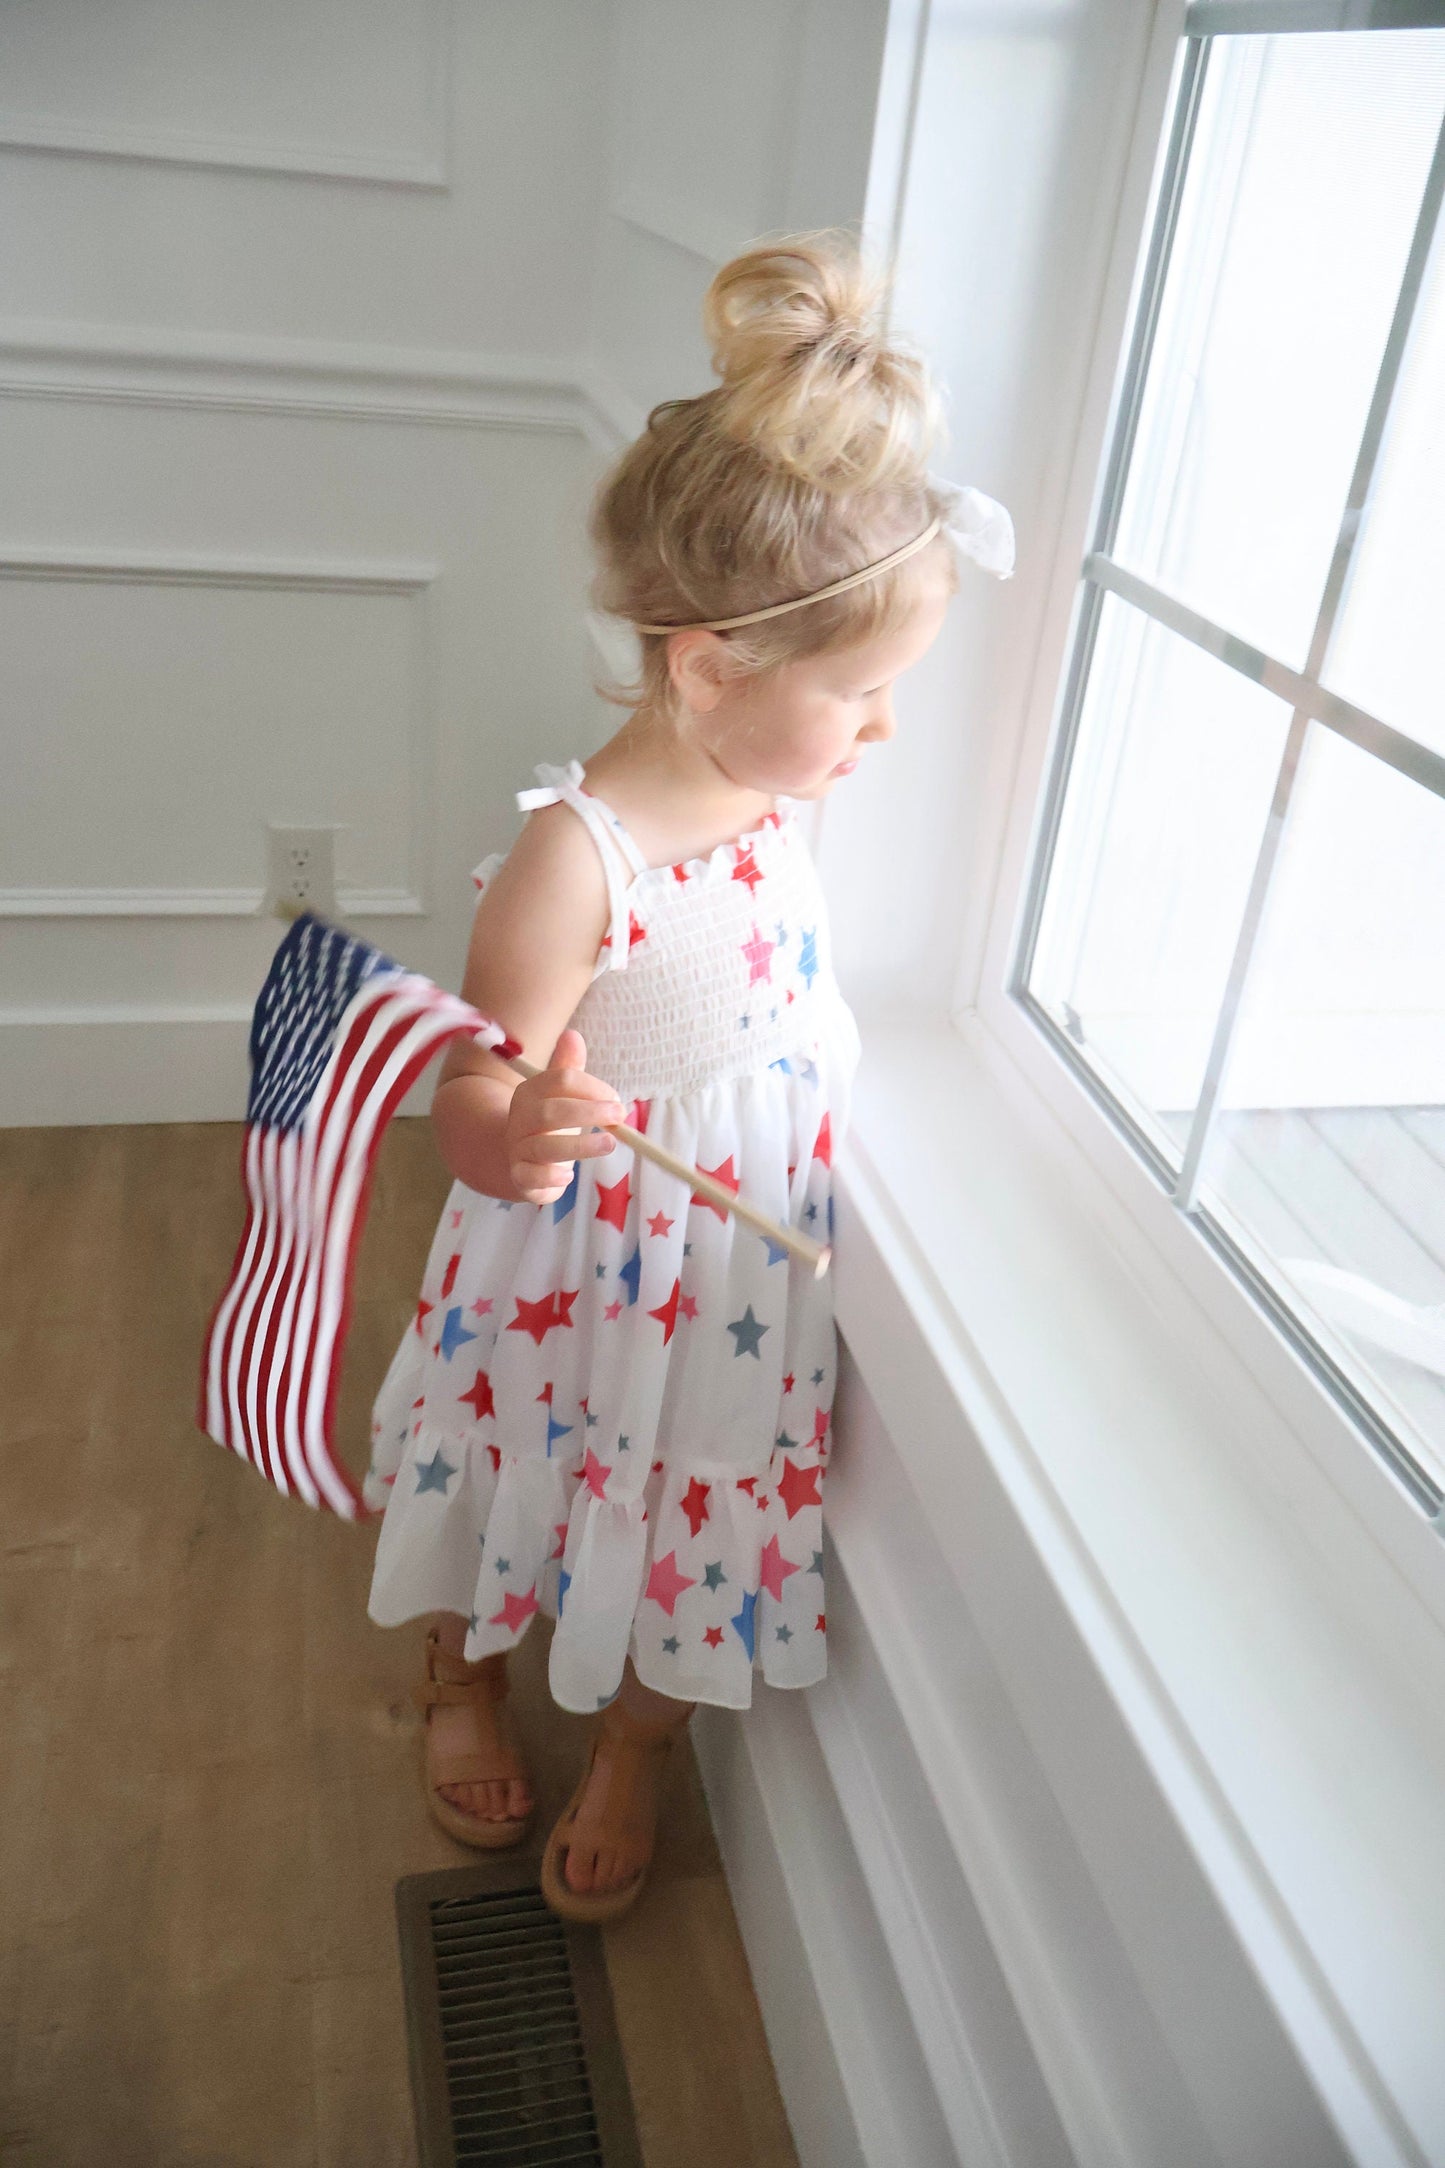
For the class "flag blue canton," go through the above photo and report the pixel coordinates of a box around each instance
[248,912,399,1131]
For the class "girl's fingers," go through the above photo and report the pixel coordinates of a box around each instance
[524,1129,617,1166]
[530,1094,624,1134]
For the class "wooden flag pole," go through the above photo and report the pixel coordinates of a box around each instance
[502,1051,832,1280]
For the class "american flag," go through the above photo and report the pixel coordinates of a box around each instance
[197,911,521,1518]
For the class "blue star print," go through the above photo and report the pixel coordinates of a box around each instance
[553,1166,579,1223]
[731,1587,757,1661]
[546,1413,573,1454]
[727,1304,768,1358]
[439,1307,476,1362]
[558,1568,571,1618]
[618,1243,641,1305]
[798,926,819,988]
[414,1448,457,1496]
[702,1560,727,1590]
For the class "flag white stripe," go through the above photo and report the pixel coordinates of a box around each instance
[304,998,481,1512]
[280,978,419,1514]
[206,1122,266,1451]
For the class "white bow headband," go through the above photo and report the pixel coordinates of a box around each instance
[631,474,1014,636]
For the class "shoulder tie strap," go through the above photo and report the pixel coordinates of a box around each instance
[516,760,637,972]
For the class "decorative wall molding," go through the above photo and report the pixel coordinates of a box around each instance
[0,111,449,191]
[610,184,750,269]
[0,545,439,594]
[0,321,590,434]
[0,887,424,920]
[0,0,452,190]
[0,546,436,919]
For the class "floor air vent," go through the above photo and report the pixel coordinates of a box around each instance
[395,1858,645,2168]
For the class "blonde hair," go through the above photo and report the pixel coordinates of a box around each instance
[588,229,958,720]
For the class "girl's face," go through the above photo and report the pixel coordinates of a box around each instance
[675,574,953,801]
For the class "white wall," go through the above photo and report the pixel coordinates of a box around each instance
[0,0,613,1123]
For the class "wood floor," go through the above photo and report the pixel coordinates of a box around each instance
[0,1118,800,2168]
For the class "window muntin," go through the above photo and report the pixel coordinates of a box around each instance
[1013,8,1445,1510]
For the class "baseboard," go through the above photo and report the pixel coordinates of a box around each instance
[0,1011,434,1126]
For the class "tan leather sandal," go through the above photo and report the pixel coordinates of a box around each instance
[540,1684,696,1923]
[414,1625,535,1850]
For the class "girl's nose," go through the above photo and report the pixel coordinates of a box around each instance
[859,694,896,743]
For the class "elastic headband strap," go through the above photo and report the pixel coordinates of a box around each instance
[632,514,944,637]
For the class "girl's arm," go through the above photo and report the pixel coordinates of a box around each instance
[431,801,624,1203]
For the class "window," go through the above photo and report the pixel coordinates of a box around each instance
[1012,6,1445,1507]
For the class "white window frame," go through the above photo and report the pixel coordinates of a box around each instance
[957,0,1445,1639]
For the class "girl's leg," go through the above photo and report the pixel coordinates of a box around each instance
[424,1610,534,1823]
[562,1653,695,1896]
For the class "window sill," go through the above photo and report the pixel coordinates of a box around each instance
[833,1006,1445,2163]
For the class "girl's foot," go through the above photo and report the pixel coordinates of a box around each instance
[562,1660,695,1895]
[425,1616,534,1825]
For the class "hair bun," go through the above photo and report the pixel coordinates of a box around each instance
[701,230,940,493]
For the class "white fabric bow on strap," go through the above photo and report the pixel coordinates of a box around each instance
[932,473,1016,581]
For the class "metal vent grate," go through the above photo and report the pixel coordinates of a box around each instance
[396,1858,644,2168]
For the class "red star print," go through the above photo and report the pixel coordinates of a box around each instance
[600,910,647,954]
[786,988,795,1004]
[756,1492,770,1510]
[458,1369,495,1422]
[782,1373,795,1394]
[486,1444,501,1472]
[469,1296,494,1318]
[507,1292,562,1346]
[775,1457,823,1520]
[692,1154,741,1221]
[629,1099,651,1134]
[759,1534,801,1600]
[648,1277,684,1344]
[652,1460,664,1472]
[816,1613,826,1633]
[646,1209,674,1237]
[555,1287,580,1327]
[645,1549,698,1616]
[411,1396,424,1411]
[582,1447,611,1499]
[813,1112,833,1169]
[414,1298,433,1336]
[595,1171,632,1232]
[678,1291,699,1321]
[488,1585,540,1632]
[703,1625,725,1648]
[736,1476,758,1496]
[440,1252,461,1299]
[448,1207,464,1229]
[536,1381,554,1404]
[671,862,691,885]
[550,1519,568,1560]
[812,1407,830,1449]
[679,1476,711,1538]
[741,921,775,984]
[731,844,763,895]
[603,1299,623,1321]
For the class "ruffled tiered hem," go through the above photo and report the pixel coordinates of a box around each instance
[366,1413,830,1712]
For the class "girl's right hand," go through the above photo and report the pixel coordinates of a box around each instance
[505,1027,626,1206]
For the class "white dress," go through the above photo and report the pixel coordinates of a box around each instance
[365,758,862,1713]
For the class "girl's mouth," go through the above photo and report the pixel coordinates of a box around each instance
[831,759,859,777]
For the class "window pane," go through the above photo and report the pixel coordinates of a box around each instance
[1324,180,1445,758]
[1027,594,1288,1161]
[1187,729,1445,1488]
[1113,32,1445,670]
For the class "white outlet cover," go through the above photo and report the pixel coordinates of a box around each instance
[265,824,340,920]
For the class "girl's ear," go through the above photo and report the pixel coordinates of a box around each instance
[667,629,731,713]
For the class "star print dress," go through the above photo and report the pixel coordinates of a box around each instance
[364,757,862,1713]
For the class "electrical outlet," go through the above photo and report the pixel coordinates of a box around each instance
[266,825,339,920]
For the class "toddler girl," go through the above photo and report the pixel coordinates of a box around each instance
[362,229,1011,1922]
